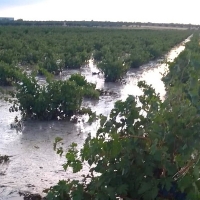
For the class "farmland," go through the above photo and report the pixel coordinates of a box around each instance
[0,26,198,199]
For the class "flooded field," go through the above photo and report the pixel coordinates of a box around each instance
[0,36,191,200]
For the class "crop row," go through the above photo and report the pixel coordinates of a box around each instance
[0,26,191,81]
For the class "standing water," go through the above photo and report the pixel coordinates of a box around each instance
[0,36,191,199]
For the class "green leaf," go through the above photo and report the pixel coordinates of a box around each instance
[117,184,128,195]
[149,186,158,199]
[138,182,152,194]
[193,166,200,180]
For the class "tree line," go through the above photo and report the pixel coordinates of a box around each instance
[0,20,198,29]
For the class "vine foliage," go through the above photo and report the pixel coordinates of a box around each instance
[9,73,99,120]
[0,26,191,82]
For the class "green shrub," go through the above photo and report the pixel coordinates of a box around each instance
[10,73,99,120]
[98,58,129,82]
[0,62,21,86]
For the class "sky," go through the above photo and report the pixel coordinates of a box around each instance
[0,0,199,24]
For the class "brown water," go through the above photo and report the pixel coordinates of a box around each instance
[0,36,191,200]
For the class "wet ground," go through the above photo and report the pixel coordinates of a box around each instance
[0,36,191,200]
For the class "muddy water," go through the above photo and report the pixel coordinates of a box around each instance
[0,36,191,200]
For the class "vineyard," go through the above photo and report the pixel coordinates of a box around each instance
[0,27,190,82]
[45,32,200,200]
[32,32,199,200]
[0,27,191,121]
[0,26,199,199]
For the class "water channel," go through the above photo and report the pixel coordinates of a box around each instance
[0,36,191,199]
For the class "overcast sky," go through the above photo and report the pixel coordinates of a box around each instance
[0,0,199,24]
